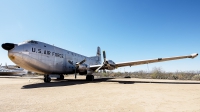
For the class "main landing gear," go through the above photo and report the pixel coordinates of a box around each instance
[44,74,65,83]
[86,75,94,81]
[57,74,64,80]
[44,75,51,83]
[44,74,94,82]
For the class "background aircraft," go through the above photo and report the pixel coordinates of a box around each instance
[0,63,28,76]
[2,40,198,82]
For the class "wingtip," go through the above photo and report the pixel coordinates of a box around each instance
[190,53,198,58]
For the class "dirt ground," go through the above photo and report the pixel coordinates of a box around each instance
[0,75,200,112]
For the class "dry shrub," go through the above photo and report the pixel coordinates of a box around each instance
[192,75,200,80]
[150,67,169,79]
[96,67,199,81]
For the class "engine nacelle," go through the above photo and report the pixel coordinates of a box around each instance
[107,60,115,65]
[105,60,116,70]
[79,71,87,75]
[78,64,88,75]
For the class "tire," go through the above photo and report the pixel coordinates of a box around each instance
[60,75,64,80]
[47,77,51,82]
[86,75,94,81]
[44,75,51,83]
[57,75,64,80]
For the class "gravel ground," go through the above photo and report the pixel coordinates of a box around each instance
[0,75,200,112]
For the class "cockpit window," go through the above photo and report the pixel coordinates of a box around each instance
[18,40,38,45]
[27,40,38,44]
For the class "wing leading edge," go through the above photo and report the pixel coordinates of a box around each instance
[115,53,198,67]
[89,53,198,70]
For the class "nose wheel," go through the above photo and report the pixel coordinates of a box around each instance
[44,75,51,83]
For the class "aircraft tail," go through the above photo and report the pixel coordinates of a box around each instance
[96,47,101,64]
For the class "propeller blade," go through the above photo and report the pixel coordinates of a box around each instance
[76,59,86,67]
[68,60,77,78]
[69,59,87,79]
[103,51,106,62]
[95,51,108,73]
[79,59,86,65]
[95,64,104,72]
[68,60,73,65]
[75,69,77,79]
[75,59,86,79]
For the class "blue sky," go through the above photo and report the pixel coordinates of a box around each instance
[0,0,199,72]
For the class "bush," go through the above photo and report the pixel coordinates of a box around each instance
[150,67,168,79]
[96,67,199,81]
[192,75,200,81]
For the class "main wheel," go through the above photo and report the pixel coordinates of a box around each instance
[60,74,64,80]
[57,74,64,80]
[86,75,94,81]
[44,75,51,83]
[91,75,94,81]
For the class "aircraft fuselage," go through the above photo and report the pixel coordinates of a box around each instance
[6,40,101,75]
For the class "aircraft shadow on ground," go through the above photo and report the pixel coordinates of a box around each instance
[108,80,200,84]
[22,78,200,89]
[22,78,113,89]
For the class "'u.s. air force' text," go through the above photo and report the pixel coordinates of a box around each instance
[32,48,64,58]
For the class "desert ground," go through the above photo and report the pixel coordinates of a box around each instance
[0,75,200,112]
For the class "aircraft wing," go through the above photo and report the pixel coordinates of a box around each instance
[89,53,198,70]
[115,53,198,68]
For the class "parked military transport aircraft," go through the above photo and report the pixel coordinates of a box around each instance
[0,63,27,76]
[0,63,21,69]
[1,40,198,82]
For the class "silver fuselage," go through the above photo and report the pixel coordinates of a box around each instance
[8,40,101,74]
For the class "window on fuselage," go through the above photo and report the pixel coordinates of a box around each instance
[27,40,38,44]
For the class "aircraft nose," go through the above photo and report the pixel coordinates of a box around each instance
[2,43,16,50]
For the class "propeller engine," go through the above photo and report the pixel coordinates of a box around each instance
[95,51,116,72]
[68,59,87,79]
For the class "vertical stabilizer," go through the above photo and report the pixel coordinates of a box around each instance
[96,47,101,64]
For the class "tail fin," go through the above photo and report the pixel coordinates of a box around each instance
[96,47,101,64]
